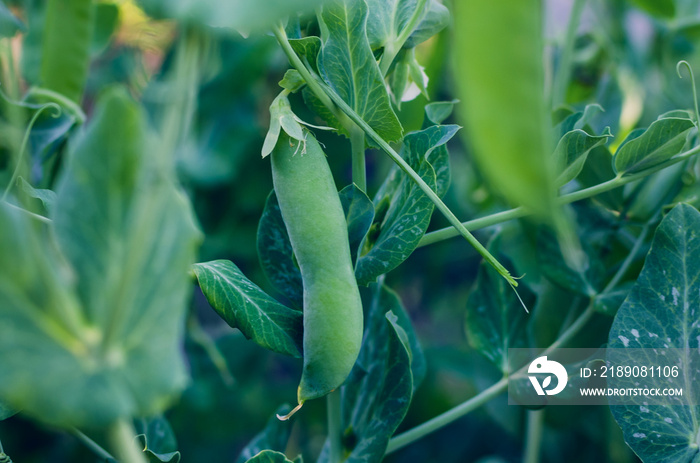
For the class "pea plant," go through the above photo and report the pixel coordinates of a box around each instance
[0,0,699,462]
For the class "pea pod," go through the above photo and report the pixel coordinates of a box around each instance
[271,131,363,418]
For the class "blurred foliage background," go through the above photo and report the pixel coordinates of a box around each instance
[1,0,700,461]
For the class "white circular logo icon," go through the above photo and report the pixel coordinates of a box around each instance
[528,356,568,396]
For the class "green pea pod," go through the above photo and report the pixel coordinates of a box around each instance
[270,131,363,418]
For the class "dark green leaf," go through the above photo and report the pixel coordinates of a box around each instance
[41,0,95,103]
[91,2,119,56]
[0,400,16,421]
[626,0,675,18]
[608,204,700,463]
[339,184,375,264]
[318,0,402,142]
[465,239,532,374]
[0,0,24,38]
[553,126,613,186]
[577,144,624,210]
[536,228,604,297]
[0,88,201,427]
[614,117,695,175]
[193,260,302,358]
[245,450,296,463]
[235,405,294,463]
[416,124,458,198]
[135,415,181,463]
[593,283,633,316]
[257,191,304,309]
[18,177,56,212]
[288,37,321,73]
[318,284,415,462]
[355,131,438,285]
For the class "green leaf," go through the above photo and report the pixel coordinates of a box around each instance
[318,284,415,462]
[318,0,403,142]
[135,415,181,463]
[536,228,604,297]
[453,0,558,221]
[91,2,119,56]
[608,204,700,463]
[235,405,294,463]
[420,123,456,199]
[193,260,302,358]
[0,0,25,38]
[403,0,449,48]
[626,0,675,18]
[614,117,695,175]
[257,191,304,310]
[136,0,327,33]
[245,450,296,463]
[593,283,633,316]
[288,37,321,73]
[339,184,375,264]
[577,144,624,210]
[41,0,95,103]
[553,126,613,186]
[0,400,16,421]
[18,177,56,212]
[355,130,439,285]
[365,0,448,50]
[423,100,458,127]
[279,70,305,93]
[0,87,201,428]
[465,239,532,374]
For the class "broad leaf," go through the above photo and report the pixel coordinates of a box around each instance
[91,2,119,56]
[136,0,327,33]
[465,239,532,374]
[318,0,403,142]
[608,204,700,463]
[365,0,448,50]
[318,284,416,462]
[417,123,457,198]
[235,405,294,463]
[614,117,695,175]
[355,131,440,285]
[339,184,375,264]
[0,88,201,427]
[246,450,297,463]
[41,0,95,103]
[577,144,624,210]
[257,191,304,309]
[18,177,56,212]
[288,37,322,73]
[423,100,458,127]
[135,415,181,463]
[553,127,613,186]
[193,260,302,358]
[0,400,16,421]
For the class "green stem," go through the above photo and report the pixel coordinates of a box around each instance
[0,436,4,454]
[552,0,587,107]
[419,142,700,247]
[273,24,516,286]
[71,428,116,461]
[107,418,147,463]
[378,0,428,76]
[350,125,367,191]
[3,202,52,224]
[1,102,61,201]
[385,302,596,454]
[524,410,545,463]
[327,390,343,463]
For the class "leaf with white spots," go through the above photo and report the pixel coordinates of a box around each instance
[608,204,700,463]
[193,260,302,358]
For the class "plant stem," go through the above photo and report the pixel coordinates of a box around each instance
[378,0,428,76]
[273,24,517,286]
[350,125,367,191]
[3,202,52,224]
[601,216,655,294]
[327,390,343,463]
[552,0,587,108]
[419,142,700,247]
[523,410,545,463]
[187,314,235,387]
[385,302,596,454]
[71,428,116,461]
[107,419,147,463]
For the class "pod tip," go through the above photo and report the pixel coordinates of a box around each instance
[276,402,304,421]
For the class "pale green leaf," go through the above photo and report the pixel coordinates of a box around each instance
[318,0,402,142]
[288,37,321,73]
[365,0,448,50]
[553,126,613,186]
[423,100,457,126]
[246,450,296,463]
[608,204,700,463]
[193,260,302,358]
[18,176,56,212]
[614,117,695,175]
[0,0,24,38]
[135,415,181,463]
